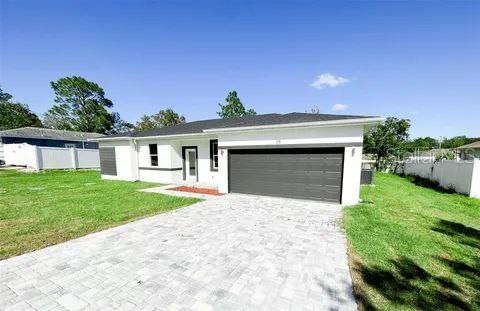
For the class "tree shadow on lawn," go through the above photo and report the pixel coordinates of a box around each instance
[351,219,479,310]
[432,219,480,251]
[406,175,458,195]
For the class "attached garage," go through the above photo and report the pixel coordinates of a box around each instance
[228,148,344,203]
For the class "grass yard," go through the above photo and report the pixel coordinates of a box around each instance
[344,173,480,310]
[0,169,200,260]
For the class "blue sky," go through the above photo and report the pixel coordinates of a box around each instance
[1,1,479,138]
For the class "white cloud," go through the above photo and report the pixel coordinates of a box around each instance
[331,104,349,112]
[310,73,349,90]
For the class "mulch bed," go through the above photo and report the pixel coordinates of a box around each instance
[169,186,223,196]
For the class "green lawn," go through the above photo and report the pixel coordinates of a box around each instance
[0,169,200,260]
[344,173,480,310]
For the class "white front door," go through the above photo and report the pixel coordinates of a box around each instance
[185,148,197,181]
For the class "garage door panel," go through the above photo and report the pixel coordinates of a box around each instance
[231,180,308,198]
[239,161,339,172]
[307,185,341,194]
[229,148,344,203]
[307,192,340,203]
[248,182,307,194]
[309,164,343,173]
[230,170,309,184]
[309,172,342,184]
[231,156,311,170]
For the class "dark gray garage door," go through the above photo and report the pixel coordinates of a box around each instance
[229,148,344,203]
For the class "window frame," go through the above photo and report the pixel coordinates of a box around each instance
[149,144,158,167]
[210,139,219,171]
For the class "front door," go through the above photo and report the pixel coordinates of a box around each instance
[185,148,197,181]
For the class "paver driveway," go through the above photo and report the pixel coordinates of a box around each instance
[0,194,356,311]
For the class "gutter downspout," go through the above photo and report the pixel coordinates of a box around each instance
[133,138,140,181]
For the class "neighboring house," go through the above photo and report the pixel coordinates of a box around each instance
[457,141,480,160]
[95,113,383,205]
[0,127,104,162]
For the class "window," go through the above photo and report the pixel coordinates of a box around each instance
[210,139,218,171]
[188,150,196,175]
[64,143,76,148]
[149,144,158,166]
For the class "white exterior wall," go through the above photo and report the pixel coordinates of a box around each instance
[138,169,175,183]
[342,146,363,205]
[217,125,364,205]
[138,140,173,168]
[218,147,229,194]
[0,142,4,161]
[102,137,219,186]
[218,125,363,147]
[99,124,366,204]
[403,159,480,198]
[137,139,176,183]
[171,138,219,187]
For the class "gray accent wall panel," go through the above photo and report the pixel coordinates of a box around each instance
[229,148,344,203]
[99,147,117,176]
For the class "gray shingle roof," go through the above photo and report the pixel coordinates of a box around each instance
[457,141,480,149]
[107,112,377,138]
[0,127,105,141]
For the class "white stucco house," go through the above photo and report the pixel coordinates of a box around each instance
[95,113,383,205]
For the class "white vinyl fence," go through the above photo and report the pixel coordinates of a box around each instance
[4,143,100,170]
[398,159,480,198]
[0,142,4,161]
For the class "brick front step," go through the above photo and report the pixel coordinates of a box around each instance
[169,186,223,196]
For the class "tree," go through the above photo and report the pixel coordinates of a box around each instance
[0,101,43,130]
[108,112,134,134]
[441,136,480,149]
[0,87,42,130]
[404,136,438,152]
[43,104,75,131]
[364,117,411,170]
[135,108,185,131]
[309,106,321,114]
[0,87,13,102]
[45,76,128,134]
[217,91,256,118]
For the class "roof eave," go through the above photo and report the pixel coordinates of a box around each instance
[202,117,385,133]
[1,134,104,141]
[457,145,480,149]
[89,136,132,142]
[92,132,212,142]
[93,117,385,141]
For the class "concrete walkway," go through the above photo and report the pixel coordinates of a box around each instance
[0,194,356,311]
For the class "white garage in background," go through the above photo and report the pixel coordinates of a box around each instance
[93,113,383,205]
